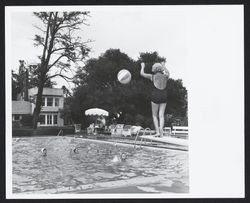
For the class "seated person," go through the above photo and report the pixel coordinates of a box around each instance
[97,116,106,129]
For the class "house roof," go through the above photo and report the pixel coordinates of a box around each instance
[12,101,32,114]
[29,87,63,96]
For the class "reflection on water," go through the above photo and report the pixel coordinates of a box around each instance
[12,136,189,193]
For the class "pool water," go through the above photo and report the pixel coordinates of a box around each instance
[12,136,189,194]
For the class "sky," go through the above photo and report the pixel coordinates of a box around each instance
[9,6,188,89]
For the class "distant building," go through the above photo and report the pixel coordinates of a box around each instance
[12,100,34,121]
[29,87,64,127]
[12,87,64,127]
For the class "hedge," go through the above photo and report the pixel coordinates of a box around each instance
[12,126,75,137]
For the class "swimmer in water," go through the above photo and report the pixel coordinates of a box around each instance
[41,148,47,156]
[86,146,92,154]
[73,147,79,154]
[120,153,127,161]
[111,153,127,163]
[111,155,120,163]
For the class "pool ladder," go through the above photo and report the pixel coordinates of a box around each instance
[133,128,153,149]
[57,129,63,136]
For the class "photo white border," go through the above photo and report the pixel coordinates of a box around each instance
[5,5,244,199]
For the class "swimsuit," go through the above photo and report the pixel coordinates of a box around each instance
[151,73,167,104]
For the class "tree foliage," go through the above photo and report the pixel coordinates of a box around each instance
[11,63,57,101]
[28,64,57,88]
[64,49,188,128]
[12,70,20,100]
[138,51,166,73]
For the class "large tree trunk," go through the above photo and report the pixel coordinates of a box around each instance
[32,75,45,129]
[32,13,52,129]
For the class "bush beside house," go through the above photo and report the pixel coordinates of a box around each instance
[13,126,75,137]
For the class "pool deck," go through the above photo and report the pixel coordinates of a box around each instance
[13,132,188,151]
[69,134,188,152]
[20,174,188,194]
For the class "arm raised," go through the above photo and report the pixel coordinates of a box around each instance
[140,63,152,80]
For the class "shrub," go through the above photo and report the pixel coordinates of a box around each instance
[12,121,22,128]
[135,114,145,126]
[167,116,188,127]
[20,115,33,127]
[12,126,75,137]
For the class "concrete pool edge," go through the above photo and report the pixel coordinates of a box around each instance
[72,136,188,152]
[19,175,188,194]
[13,135,188,152]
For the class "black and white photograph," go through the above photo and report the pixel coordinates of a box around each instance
[5,5,244,199]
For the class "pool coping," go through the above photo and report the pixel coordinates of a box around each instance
[13,135,188,152]
[18,174,185,194]
[72,137,188,152]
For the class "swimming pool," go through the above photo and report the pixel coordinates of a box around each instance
[12,136,189,194]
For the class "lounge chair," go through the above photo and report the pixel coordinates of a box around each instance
[131,126,142,136]
[87,123,95,134]
[114,124,124,136]
[122,125,133,137]
[74,124,81,133]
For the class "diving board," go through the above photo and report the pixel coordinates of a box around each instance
[140,135,188,147]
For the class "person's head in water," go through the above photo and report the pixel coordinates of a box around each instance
[41,148,47,156]
[120,153,127,161]
[73,147,79,153]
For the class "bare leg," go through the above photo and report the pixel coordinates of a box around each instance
[159,103,167,136]
[151,102,160,136]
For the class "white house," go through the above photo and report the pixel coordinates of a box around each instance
[29,87,64,126]
[12,87,64,127]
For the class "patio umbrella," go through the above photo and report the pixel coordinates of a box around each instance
[85,108,109,116]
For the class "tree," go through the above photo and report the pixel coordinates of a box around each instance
[12,70,20,100]
[12,61,57,101]
[167,79,188,117]
[31,12,91,128]
[65,49,188,128]
[61,85,72,97]
[70,49,140,127]
[28,64,57,88]
[138,51,166,73]
[12,60,29,101]
[70,49,188,128]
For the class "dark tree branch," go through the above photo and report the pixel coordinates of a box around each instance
[33,24,46,33]
[47,54,67,70]
[47,73,74,82]
[51,47,69,54]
